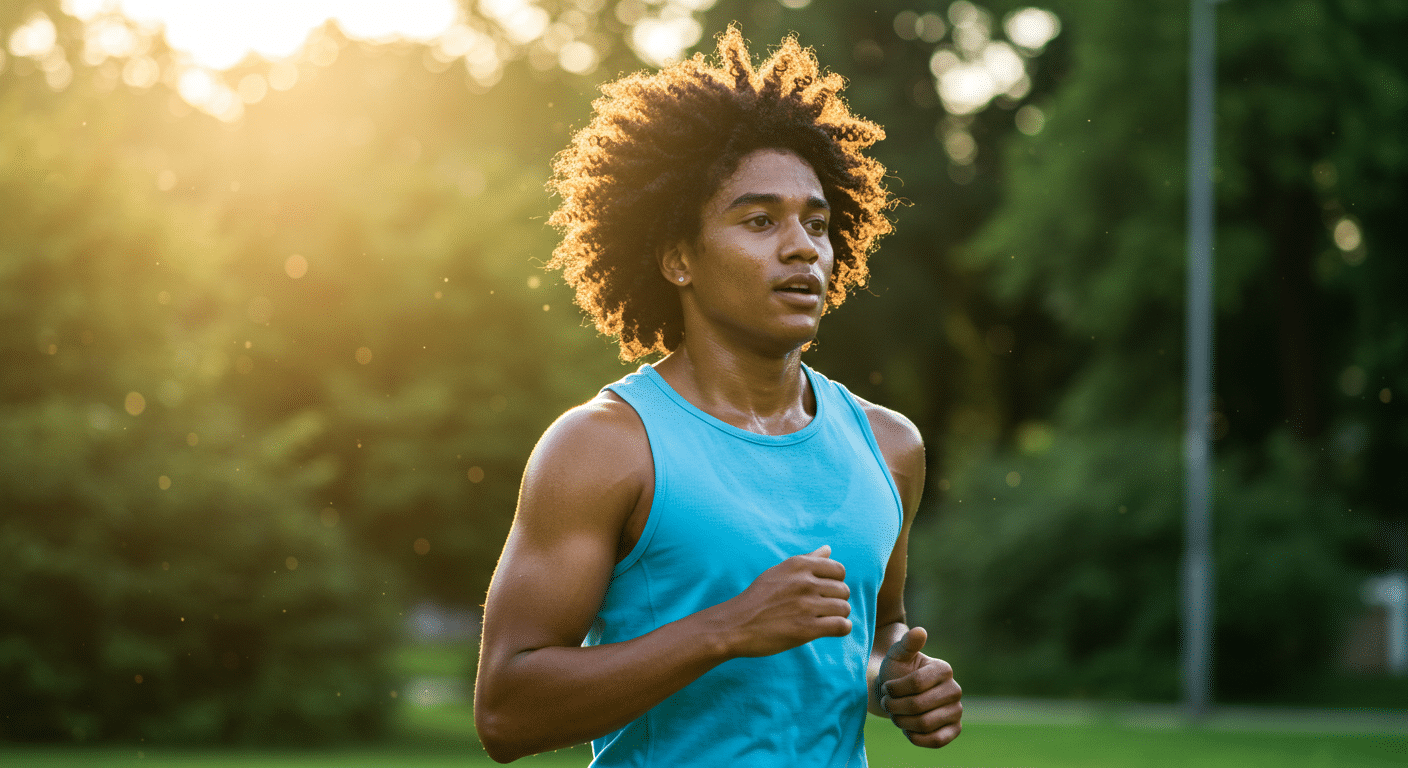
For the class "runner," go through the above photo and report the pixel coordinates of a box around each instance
[474,26,962,766]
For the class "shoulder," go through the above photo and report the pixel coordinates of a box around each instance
[851,395,923,469]
[529,390,649,479]
[516,390,651,534]
[849,393,925,512]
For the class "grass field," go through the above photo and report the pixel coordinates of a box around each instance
[6,706,1406,768]
[5,644,1405,766]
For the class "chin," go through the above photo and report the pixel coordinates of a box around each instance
[758,322,821,356]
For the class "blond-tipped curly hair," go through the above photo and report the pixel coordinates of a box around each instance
[546,26,893,360]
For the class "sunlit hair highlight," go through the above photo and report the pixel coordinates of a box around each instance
[546,26,894,360]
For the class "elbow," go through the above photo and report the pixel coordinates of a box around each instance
[475,707,526,764]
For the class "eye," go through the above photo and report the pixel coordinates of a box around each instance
[746,214,773,227]
[806,218,828,233]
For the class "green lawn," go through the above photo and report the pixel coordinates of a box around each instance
[6,644,1403,766]
[5,709,1406,767]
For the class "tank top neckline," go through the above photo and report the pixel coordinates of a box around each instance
[637,363,825,446]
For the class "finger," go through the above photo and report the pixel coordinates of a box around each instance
[808,596,852,619]
[883,656,954,699]
[886,626,927,664]
[887,695,962,729]
[808,544,831,558]
[903,722,961,749]
[813,576,851,601]
[881,678,960,716]
[814,615,852,637]
[892,705,962,738]
[809,556,847,582]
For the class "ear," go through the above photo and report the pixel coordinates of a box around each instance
[658,241,693,287]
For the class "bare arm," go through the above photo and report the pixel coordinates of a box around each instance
[861,399,962,748]
[473,394,853,763]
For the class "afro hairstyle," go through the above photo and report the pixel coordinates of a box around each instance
[546,25,894,360]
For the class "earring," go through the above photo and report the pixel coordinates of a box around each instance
[677,276,685,282]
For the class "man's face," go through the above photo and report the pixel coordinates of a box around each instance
[673,148,834,355]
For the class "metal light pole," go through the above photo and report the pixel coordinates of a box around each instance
[1182,0,1220,721]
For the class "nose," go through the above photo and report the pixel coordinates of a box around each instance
[780,218,821,264]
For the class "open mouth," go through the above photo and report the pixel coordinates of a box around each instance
[774,273,823,297]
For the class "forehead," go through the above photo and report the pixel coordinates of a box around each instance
[706,149,826,211]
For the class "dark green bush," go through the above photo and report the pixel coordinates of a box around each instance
[0,400,400,744]
[916,429,1367,702]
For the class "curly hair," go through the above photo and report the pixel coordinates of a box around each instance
[546,26,894,360]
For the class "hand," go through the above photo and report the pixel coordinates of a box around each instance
[877,626,962,748]
[716,545,852,658]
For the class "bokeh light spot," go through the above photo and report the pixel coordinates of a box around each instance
[267,60,299,91]
[1333,218,1362,253]
[1005,471,1021,487]
[467,466,485,483]
[1015,104,1045,135]
[124,391,146,416]
[413,538,431,555]
[1016,421,1054,455]
[186,432,199,446]
[558,40,598,74]
[237,73,268,103]
[285,253,309,279]
[917,12,946,43]
[122,56,160,89]
[8,13,58,58]
[1381,388,1392,404]
[320,507,340,527]
[158,475,171,490]
[285,556,299,571]
[1004,7,1061,52]
[893,10,919,40]
[355,346,374,365]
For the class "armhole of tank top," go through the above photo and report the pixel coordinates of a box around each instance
[830,377,905,532]
[605,384,665,579]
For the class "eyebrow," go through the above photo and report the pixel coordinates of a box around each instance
[724,192,830,212]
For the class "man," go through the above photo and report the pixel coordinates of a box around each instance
[474,27,961,765]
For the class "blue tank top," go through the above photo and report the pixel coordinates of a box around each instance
[586,363,903,767]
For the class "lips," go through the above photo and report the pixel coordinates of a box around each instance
[773,272,823,296]
[772,272,824,311]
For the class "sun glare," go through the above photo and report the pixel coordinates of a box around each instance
[77,0,460,70]
[907,5,1059,117]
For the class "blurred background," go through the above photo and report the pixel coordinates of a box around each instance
[1,0,1404,759]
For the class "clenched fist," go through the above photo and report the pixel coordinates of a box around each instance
[713,545,853,658]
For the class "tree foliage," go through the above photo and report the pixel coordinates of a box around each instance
[929,0,1406,701]
[1,0,1403,742]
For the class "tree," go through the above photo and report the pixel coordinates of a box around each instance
[930,0,1405,701]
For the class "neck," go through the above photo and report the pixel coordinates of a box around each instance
[652,336,815,436]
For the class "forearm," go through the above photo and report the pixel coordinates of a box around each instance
[867,619,909,716]
[475,610,733,762]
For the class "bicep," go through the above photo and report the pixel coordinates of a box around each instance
[865,404,926,629]
[479,406,648,666]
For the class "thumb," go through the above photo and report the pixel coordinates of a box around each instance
[887,626,928,662]
[808,544,832,558]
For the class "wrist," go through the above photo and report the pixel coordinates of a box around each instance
[688,603,741,662]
